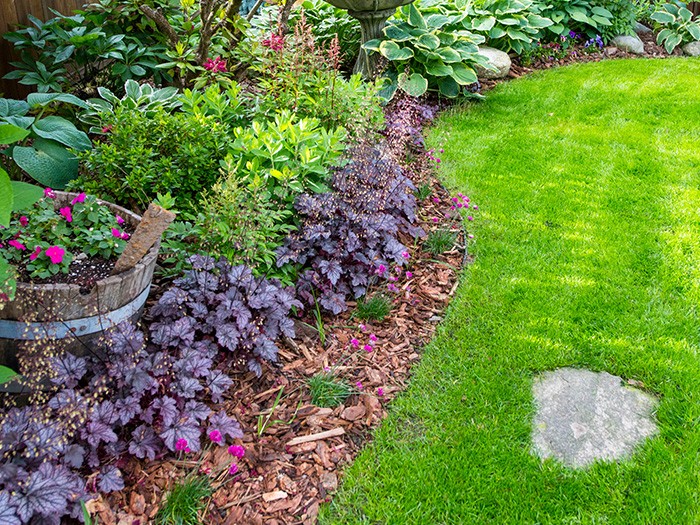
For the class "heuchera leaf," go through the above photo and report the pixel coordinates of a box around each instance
[128,425,160,461]
[0,490,20,525]
[160,417,201,452]
[208,410,243,441]
[97,466,124,493]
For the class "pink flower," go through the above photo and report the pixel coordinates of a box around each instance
[59,207,72,223]
[468,234,475,239]
[356,381,363,390]
[376,264,386,276]
[432,217,439,223]
[387,283,398,292]
[350,338,359,348]
[358,324,367,332]
[102,125,113,134]
[121,232,130,241]
[433,197,440,204]
[406,271,413,279]
[364,344,373,353]
[401,251,410,259]
[45,246,65,264]
[19,216,28,227]
[473,205,478,210]
[228,445,246,458]
[228,463,239,475]
[467,216,474,221]
[175,438,190,452]
[389,276,397,282]
[377,388,384,397]
[111,228,122,239]
[209,430,222,443]
[44,188,56,199]
[116,214,125,225]
[71,193,86,205]
[8,240,26,251]
[369,334,377,342]
[30,246,42,261]
[262,33,285,51]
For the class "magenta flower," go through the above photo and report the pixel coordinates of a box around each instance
[116,214,125,225]
[71,193,86,205]
[377,387,384,397]
[376,264,386,276]
[209,430,222,443]
[121,232,130,241]
[387,283,398,293]
[19,216,28,227]
[8,240,26,251]
[228,463,239,475]
[45,246,65,264]
[111,228,122,239]
[467,216,474,221]
[468,234,475,239]
[433,197,440,204]
[228,445,246,458]
[59,207,72,223]
[175,439,191,453]
[473,205,478,210]
[401,251,410,259]
[369,334,377,342]
[358,323,367,332]
[356,381,363,390]
[30,246,42,261]
[406,271,413,279]
[44,188,56,199]
[432,217,439,223]
[364,344,373,353]
[350,338,360,348]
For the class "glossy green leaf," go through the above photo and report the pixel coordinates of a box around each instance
[436,47,462,63]
[27,92,89,109]
[0,366,18,385]
[407,3,427,29]
[437,76,460,97]
[650,11,675,24]
[451,62,478,85]
[384,24,413,42]
[425,60,454,77]
[379,40,414,61]
[0,124,30,145]
[417,33,441,51]
[32,116,92,151]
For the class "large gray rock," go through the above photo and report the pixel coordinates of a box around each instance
[611,34,645,55]
[532,368,658,469]
[682,41,700,56]
[634,22,652,34]
[475,46,511,79]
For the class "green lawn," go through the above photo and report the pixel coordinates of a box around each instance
[320,59,700,524]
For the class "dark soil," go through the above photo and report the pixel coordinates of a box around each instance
[17,256,115,292]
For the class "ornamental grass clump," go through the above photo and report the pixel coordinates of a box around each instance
[277,145,423,314]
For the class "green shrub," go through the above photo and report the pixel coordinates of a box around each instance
[364,3,489,99]
[592,0,637,40]
[228,110,346,209]
[536,0,615,40]
[651,1,700,52]
[75,106,232,213]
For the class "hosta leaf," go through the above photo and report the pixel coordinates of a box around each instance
[379,40,414,61]
[591,6,613,17]
[407,3,427,29]
[384,24,412,42]
[489,26,508,39]
[656,28,673,44]
[436,47,462,63]
[426,14,450,29]
[688,24,700,40]
[650,10,675,24]
[664,33,682,53]
[528,14,553,28]
[0,124,29,145]
[451,62,478,85]
[0,98,29,117]
[570,10,591,23]
[26,92,88,109]
[506,28,529,41]
[499,17,520,26]
[32,116,92,151]
[13,138,78,189]
[471,16,496,31]
[425,60,454,77]
[0,168,11,227]
[591,15,612,25]
[437,76,460,98]
[417,33,441,51]
[398,72,428,97]
[10,181,43,212]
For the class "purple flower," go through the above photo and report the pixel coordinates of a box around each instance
[30,246,42,260]
[369,334,378,342]
[376,264,387,276]
[401,251,410,259]
[432,217,439,223]
[228,463,239,475]
[406,271,413,279]
[116,214,125,225]
[356,381,363,390]
[209,430,222,443]
[387,283,398,292]
[377,387,384,397]
[467,216,474,221]
[112,228,122,239]
[121,232,130,241]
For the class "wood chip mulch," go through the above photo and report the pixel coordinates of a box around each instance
[90,28,678,525]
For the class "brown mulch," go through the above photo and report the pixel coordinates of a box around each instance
[92,28,679,525]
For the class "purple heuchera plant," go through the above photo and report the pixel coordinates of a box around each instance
[277,145,423,314]
[0,257,300,524]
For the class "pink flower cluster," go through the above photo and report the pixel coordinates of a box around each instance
[175,436,246,477]
[262,33,284,51]
[203,56,227,72]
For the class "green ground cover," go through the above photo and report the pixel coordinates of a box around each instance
[321,58,700,524]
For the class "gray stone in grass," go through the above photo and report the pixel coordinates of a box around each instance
[611,35,645,55]
[682,41,700,57]
[532,368,658,469]
[474,46,511,79]
[634,22,652,34]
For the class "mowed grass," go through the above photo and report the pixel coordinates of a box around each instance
[320,59,700,524]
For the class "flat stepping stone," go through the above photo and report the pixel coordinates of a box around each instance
[532,368,657,468]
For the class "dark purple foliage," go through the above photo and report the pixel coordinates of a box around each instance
[277,145,423,314]
[150,256,302,376]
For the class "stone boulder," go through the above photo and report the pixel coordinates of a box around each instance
[634,22,652,34]
[611,34,645,55]
[475,46,511,79]
[682,41,700,56]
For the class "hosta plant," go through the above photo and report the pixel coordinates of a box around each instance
[538,0,615,40]
[651,1,700,52]
[464,0,554,54]
[0,93,91,189]
[363,3,490,99]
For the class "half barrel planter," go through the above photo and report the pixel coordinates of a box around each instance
[0,192,159,373]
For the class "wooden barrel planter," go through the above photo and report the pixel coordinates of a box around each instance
[0,192,159,373]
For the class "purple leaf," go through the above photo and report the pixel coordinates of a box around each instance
[206,371,233,404]
[62,445,85,469]
[0,490,20,525]
[98,466,124,493]
[129,425,161,461]
[208,410,243,441]
[184,400,212,422]
[160,417,201,452]
[153,397,179,427]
